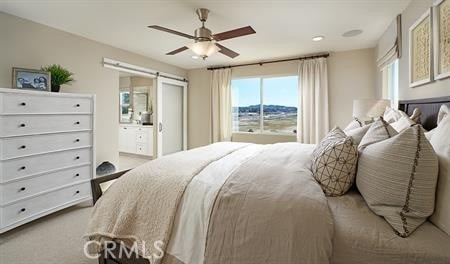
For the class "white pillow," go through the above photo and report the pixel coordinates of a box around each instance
[437,104,450,125]
[429,115,450,235]
[345,124,371,145]
[383,106,404,123]
[390,115,416,133]
[343,118,363,132]
[357,125,439,237]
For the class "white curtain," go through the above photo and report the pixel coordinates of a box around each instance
[211,68,232,142]
[297,57,329,144]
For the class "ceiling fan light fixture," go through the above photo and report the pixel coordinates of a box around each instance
[188,41,220,59]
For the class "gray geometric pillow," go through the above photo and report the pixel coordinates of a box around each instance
[356,125,439,237]
[312,127,358,196]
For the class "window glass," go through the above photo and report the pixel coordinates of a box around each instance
[262,76,298,133]
[231,76,298,134]
[232,78,261,133]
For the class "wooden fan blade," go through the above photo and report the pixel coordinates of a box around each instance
[212,26,255,41]
[166,46,189,55]
[148,25,195,39]
[216,43,239,58]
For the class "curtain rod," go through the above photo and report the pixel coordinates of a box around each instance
[207,53,330,71]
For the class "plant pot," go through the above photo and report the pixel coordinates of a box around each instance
[51,84,61,92]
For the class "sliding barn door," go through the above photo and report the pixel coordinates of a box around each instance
[156,77,187,157]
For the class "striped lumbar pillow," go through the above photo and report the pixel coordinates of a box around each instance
[356,125,439,237]
[312,127,358,196]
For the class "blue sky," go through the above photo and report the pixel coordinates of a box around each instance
[232,76,298,107]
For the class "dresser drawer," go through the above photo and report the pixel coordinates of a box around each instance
[0,148,91,183]
[0,93,92,114]
[1,182,91,228]
[0,131,92,160]
[0,165,91,205]
[136,132,148,143]
[0,115,92,137]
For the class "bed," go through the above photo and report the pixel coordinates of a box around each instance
[88,96,450,264]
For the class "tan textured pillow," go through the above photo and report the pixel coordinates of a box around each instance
[357,125,439,237]
[358,118,397,151]
[429,115,450,235]
[312,127,358,197]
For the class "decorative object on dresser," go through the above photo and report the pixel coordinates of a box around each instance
[409,8,433,87]
[119,124,153,156]
[12,68,51,92]
[40,64,75,92]
[0,87,95,233]
[433,0,450,80]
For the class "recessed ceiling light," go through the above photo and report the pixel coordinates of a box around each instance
[191,55,200,59]
[312,36,325,41]
[342,29,363,37]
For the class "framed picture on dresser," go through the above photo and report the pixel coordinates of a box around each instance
[409,8,433,87]
[12,67,51,92]
[433,0,450,80]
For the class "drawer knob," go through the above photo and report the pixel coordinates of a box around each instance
[19,187,26,192]
[75,173,80,177]
[75,139,80,142]
[20,102,26,106]
[75,190,80,194]
[75,104,81,107]
[75,156,80,160]
[19,145,26,149]
[20,208,26,213]
[75,121,80,125]
[19,166,26,170]
[19,123,26,127]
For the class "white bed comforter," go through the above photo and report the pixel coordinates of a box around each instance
[87,142,334,264]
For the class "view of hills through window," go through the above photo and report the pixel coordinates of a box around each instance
[232,76,298,134]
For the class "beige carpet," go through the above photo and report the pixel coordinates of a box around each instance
[0,204,96,264]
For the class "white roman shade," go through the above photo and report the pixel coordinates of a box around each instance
[377,15,402,68]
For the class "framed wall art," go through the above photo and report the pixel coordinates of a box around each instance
[12,67,51,92]
[409,8,433,87]
[433,0,450,80]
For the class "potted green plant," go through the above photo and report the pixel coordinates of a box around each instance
[41,64,74,92]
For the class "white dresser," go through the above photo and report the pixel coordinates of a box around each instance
[119,124,153,156]
[0,88,95,233]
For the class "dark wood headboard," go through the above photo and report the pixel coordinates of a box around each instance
[399,96,450,131]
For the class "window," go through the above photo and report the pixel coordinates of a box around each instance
[382,59,399,108]
[232,76,298,134]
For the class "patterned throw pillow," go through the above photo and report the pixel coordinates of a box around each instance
[312,127,358,196]
[356,125,439,237]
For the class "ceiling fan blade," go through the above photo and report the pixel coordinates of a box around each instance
[148,25,195,39]
[216,43,239,58]
[166,46,189,55]
[212,26,256,41]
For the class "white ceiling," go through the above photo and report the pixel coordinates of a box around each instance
[0,0,411,69]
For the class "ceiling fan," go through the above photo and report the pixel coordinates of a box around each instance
[148,8,255,60]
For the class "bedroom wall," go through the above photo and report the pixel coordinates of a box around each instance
[0,11,187,166]
[376,0,450,100]
[187,48,376,148]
